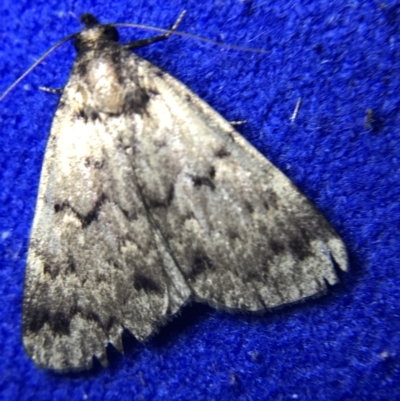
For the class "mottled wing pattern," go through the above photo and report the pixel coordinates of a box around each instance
[23,31,347,372]
[23,51,192,371]
[128,54,348,311]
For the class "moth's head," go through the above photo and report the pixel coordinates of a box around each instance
[74,14,119,52]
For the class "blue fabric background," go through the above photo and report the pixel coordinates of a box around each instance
[1,0,399,399]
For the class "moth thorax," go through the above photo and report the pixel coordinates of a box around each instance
[86,58,125,114]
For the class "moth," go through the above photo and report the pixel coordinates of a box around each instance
[22,13,348,371]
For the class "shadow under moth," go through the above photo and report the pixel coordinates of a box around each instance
[22,13,348,372]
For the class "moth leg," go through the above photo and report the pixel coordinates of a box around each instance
[124,11,186,50]
[39,86,63,94]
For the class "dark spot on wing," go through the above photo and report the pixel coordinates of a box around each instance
[192,176,215,190]
[53,194,107,228]
[49,135,57,145]
[50,312,71,336]
[244,271,261,283]
[54,202,67,213]
[148,88,160,97]
[287,231,313,261]
[244,201,254,214]
[154,138,167,149]
[90,110,100,120]
[263,191,278,210]
[84,157,105,169]
[69,302,78,317]
[69,304,119,333]
[77,108,88,120]
[147,185,175,208]
[74,107,100,122]
[105,316,117,332]
[268,238,285,255]
[120,207,138,221]
[24,306,72,336]
[23,307,49,335]
[84,310,102,325]
[76,62,88,76]
[228,131,236,142]
[191,168,216,190]
[184,211,196,220]
[110,50,122,66]
[68,256,76,273]
[227,229,241,241]
[215,147,231,158]
[177,210,196,226]
[43,263,52,275]
[277,218,315,261]
[80,194,107,227]
[57,99,66,110]
[43,261,59,279]
[209,166,216,179]
[155,70,165,78]
[124,88,150,114]
[188,249,214,279]
[133,272,161,293]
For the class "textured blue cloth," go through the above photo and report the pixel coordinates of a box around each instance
[1,0,399,400]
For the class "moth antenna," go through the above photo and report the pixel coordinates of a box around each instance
[0,33,76,102]
[113,23,269,54]
[1,16,268,103]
